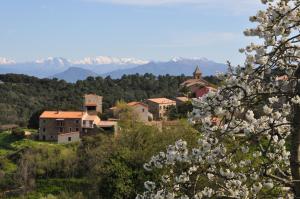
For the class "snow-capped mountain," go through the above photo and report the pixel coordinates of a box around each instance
[35,57,72,67]
[0,57,16,65]
[104,57,227,78]
[0,56,227,82]
[0,56,148,78]
[72,56,149,65]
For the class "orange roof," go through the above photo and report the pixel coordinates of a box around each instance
[110,101,148,110]
[40,111,85,119]
[181,79,208,87]
[84,103,97,106]
[127,101,148,108]
[83,114,100,120]
[147,98,176,104]
[176,97,189,102]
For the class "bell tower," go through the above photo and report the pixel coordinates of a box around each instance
[193,66,202,79]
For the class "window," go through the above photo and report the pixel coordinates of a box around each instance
[59,127,63,133]
[43,120,46,123]
[69,127,72,132]
[75,120,79,124]
[76,128,79,131]
[68,137,72,142]
[83,120,86,125]
[142,108,145,112]
[43,128,46,132]
[56,121,64,126]
[89,121,93,126]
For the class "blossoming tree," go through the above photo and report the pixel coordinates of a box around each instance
[138,0,300,198]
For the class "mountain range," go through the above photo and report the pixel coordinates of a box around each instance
[0,56,227,82]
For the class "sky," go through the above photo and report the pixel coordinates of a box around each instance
[0,0,264,65]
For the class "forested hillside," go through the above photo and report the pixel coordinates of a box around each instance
[0,73,219,127]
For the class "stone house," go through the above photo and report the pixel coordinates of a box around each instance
[146,98,176,120]
[58,132,80,144]
[84,94,103,114]
[39,94,117,143]
[110,101,152,122]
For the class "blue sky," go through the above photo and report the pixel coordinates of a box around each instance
[0,0,263,64]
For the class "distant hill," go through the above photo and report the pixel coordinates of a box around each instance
[50,67,99,83]
[0,56,227,82]
[0,56,146,78]
[103,58,227,78]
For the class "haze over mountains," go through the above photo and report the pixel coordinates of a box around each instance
[0,56,227,82]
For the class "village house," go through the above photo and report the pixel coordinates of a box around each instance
[39,94,117,143]
[175,96,189,107]
[180,66,217,98]
[110,101,152,122]
[84,94,103,114]
[146,98,176,120]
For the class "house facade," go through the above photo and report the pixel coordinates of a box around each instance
[147,98,176,120]
[84,94,103,114]
[39,94,118,143]
[39,111,85,141]
[39,110,117,142]
[110,101,152,122]
[58,132,80,144]
[127,102,151,122]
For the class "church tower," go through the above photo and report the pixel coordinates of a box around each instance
[193,66,202,79]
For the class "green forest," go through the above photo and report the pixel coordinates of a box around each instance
[0,105,199,199]
[0,73,219,198]
[0,74,218,128]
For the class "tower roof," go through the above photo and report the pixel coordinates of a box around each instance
[193,66,201,75]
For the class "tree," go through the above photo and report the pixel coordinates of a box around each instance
[138,0,300,198]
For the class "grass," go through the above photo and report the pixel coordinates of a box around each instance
[0,130,76,174]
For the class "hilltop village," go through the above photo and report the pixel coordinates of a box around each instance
[38,66,217,143]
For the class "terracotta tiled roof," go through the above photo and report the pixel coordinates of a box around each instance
[83,114,99,120]
[84,103,97,106]
[127,101,148,108]
[176,97,189,102]
[110,101,148,110]
[147,98,176,104]
[40,111,86,119]
[180,79,208,88]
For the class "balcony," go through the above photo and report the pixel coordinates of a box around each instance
[82,120,94,128]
